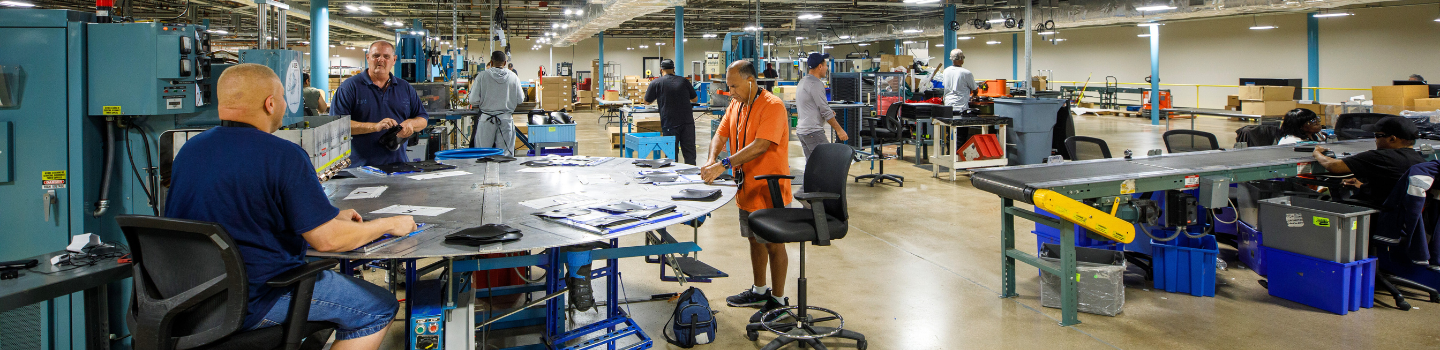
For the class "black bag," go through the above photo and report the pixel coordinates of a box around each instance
[444,224,522,246]
[663,287,717,348]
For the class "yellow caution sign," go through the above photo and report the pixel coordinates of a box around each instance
[1032,189,1136,244]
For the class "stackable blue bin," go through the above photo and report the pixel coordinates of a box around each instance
[1237,221,1267,276]
[527,123,577,143]
[1265,247,1376,315]
[623,132,676,160]
[1151,233,1218,297]
[1032,206,1125,254]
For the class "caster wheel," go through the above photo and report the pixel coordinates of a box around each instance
[1397,299,1413,311]
[858,340,868,350]
[745,331,758,341]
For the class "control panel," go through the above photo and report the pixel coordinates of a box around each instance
[704,51,723,75]
[409,279,445,350]
[86,22,213,116]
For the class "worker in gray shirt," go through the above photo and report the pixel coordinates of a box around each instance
[795,53,849,158]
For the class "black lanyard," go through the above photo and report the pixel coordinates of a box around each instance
[220,120,257,129]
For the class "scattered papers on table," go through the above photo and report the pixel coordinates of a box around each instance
[408,170,471,180]
[578,174,616,185]
[518,167,570,173]
[344,186,387,200]
[518,192,597,209]
[371,205,456,216]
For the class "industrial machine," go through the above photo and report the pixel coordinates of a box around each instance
[720,33,756,75]
[398,28,438,83]
[703,51,723,76]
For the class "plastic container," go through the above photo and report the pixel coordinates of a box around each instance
[1264,247,1376,315]
[1151,233,1218,297]
[526,123,577,143]
[996,98,1063,165]
[1237,221,1267,276]
[623,132,676,160]
[1258,196,1375,263]
[1038,244,1127,316]
[1032,207,1125,254]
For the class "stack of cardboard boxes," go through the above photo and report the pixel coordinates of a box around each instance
[538,76,573,111]
[576,89,595,107]
[1239,85,1297,117]
[1371,85,1431,114]
[622,76,650,101]
[878,54,914,72]
[770,86,797,101]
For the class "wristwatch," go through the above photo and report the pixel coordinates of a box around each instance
[721,157,732,169]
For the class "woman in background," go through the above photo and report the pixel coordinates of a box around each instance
[1278,108,1327,145]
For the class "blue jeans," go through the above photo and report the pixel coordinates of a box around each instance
[246,270,398,340]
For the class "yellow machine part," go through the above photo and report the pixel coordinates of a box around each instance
[1032,189,1136,244]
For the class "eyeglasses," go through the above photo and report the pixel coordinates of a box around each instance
[1374,132,1391,138]
[1305,119,1322,125]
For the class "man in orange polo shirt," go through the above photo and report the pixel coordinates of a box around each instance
[701,60,793,311]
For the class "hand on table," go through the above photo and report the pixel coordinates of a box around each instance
[700,161,727,184]
[1312,146,1330,159]
[337,209,363,222]
[383,215,418,235]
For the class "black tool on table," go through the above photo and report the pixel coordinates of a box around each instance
[1294,145,1337,158]
[409,160,457,172]
[1,259,40,280]
[476,155,518,163]
[445,224,523,246]
[633,159,673,168]
[672,188,722,202]
[520,159,553,167]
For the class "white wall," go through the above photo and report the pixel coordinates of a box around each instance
[463,36,726,87]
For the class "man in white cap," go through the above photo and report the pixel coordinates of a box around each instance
[939,49,977,110]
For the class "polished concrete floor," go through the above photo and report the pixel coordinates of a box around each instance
[371,111,1440,350]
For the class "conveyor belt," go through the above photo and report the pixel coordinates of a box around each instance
[971,139,1439,203]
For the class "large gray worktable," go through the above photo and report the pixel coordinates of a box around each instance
[310,158,737,259]
[0,250,130,350]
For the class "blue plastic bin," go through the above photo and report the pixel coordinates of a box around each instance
[527,124,577,143]
[623,132,676,160]
[1032,206,1125,254]
[1237,221,1267,276]
[1151,233,1218,297]
[1265,247,1376,315]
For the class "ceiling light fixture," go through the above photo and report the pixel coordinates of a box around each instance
[986,40,1001,44]
[207,29,228,34]
[1249,15,1276,30]
[823,45,835,49]
[763,42,774,46]
[1312,12,1352,18]
[561,24,568,29]
[576,9,584,15]
[683,38,688,42]
[902,29,922,33]
[552,23,559,29]
[744,26,759,31]
[857,43,870,46]
[902,40,915,44]
[1249,25,1277,30]
[640,45,648,48]
[1053,38,1068,42]
[1136,22,1162,26]
[903,0,941,3]
[796,36,805,40]
[357,5,371,12]
[702,33,718,38]
[345,4,357,11]
[1135,5,1176,11]
[656,42,665,45]
[0,1,36,7]
[1137,34,1152,37]
[564,9,572,15]
[1037,31,1056,35]
[798,14,822,20]
[987,19,1006,23]
[935,44,944,47]
[957,36,974,40]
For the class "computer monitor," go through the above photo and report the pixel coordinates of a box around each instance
[1393,80,1425,86]
[1390,81,1440,97]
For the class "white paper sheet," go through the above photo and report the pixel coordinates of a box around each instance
[518,192,595,209]
[370,205,456,216]
[517,168,570,173]
[578,174,616,185]
[408,170,471,180]
[344,186,387,200]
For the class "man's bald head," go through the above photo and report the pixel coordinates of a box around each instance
[217,63,285,131]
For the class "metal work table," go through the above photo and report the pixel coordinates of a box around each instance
[597,99,635,128]
[618,105,724,134]
[1,250,132,350]
[970,139,1439,326]
[426,108,481,121]
[1163,107,1274,128]
[313,158,736,350]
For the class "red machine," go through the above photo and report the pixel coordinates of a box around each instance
[1142,90,1173,111]
[977,79,1009,98]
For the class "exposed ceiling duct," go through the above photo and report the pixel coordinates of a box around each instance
[552,0,686,47]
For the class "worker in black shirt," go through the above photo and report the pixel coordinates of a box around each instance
[1313,116,1426,207]
[643,59,699,164]
[761,63,778,91]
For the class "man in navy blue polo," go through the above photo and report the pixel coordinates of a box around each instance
[332,40,429,167]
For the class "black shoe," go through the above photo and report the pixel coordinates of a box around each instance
[759,296,792,322]
[569,265,595,311]
[726,289,771,308]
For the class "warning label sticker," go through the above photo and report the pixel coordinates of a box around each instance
[41,170,67,189]
[1285,213,1305,227]
[103,106,122,115]
[1120,179,1137,194]
[1184,175,1200,188]
[1313,216,1331,227]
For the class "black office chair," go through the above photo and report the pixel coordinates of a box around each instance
[856,103,907,187]
[1162,129,1220,153]
[117,215,337,350]
[745,143,867,350]
[1062,136,1112,161]
[1235,124,1284,147]
[1334,113,1393,140]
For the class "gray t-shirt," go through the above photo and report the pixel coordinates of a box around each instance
[302,86,325,114]
[795,75,835,135]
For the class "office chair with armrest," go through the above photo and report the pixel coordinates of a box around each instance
[1162,129,1221,153]
[1364,162,1440,309]
[1334,113,1393,140]
[1062,136,1112,161]
[117,215,337,350]
[745,143,867,350]
[856,102,907,187]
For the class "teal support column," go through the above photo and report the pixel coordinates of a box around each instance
[943,4,956,64]
[412,19,423,32]
[1148,25,1160,125]
[202,18,210,29]
[310,0,329,92]
[894,40,902,55]
[675,6,685,76]
[1011,33,1017,80]
[598,32,605,91]
[1307,12,1320,101]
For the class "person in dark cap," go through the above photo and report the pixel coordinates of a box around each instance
[643,58,699,164]
[795,52,848,158]
[1313,116,1426,207]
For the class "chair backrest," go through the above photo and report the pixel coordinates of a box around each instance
[1335,113,1393,140]
[883,102,905,129]
[1235,124,1284,147]
[1163,129,1220,153]
[117,215,248,350]
[805,143,856,222]
[1063,136,1112,160]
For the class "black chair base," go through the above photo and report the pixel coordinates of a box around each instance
[744,308,866,350]
[854,173,903,187]
[1378,273,1440,310]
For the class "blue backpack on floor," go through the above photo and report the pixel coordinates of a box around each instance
[664,287,717,348]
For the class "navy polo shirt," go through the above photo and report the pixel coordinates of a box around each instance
[331,70,429,167]
[164,125,340,329]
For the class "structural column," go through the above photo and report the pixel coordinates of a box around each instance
[1011,33,1017,80]
[943,4,956,65]
[598,32,605,91]
[675,6,685,76]
[1148,24,1160,125]
[1307,12,1320,101]
[310,0,329,92]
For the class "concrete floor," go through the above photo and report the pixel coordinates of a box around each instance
[371,111,1440,350]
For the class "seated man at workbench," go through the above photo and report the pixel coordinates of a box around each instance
[1312,116,1426,208]
[166,63,417,350]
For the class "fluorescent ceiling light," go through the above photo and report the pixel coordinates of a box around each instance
[347,46,354,49]
[796,36,806,40]
[329,44,336,47]
[744,26,759,31]
[987,19,1006,23]
[1249,25,1277,30]
[564,9,572,15]
[207,29,228,34]
[935,44,944,47]
[1136,22,1162,26]
[357,5,371,12]
[1135,5,1176,11]
[823,45,835,49]
[0,1,36,7]
[561,24,568,29]
[957,36,974,40]
[1037,31,1056,35]
[702,33,718,38]
[986,40,1001,44]
[1312,12,1352,18]
[903,0,941,3]
[857,43,870,46]
[902,29,923,33]
[552,23,559,29]
[656,42,665,45]
[763,43,774,46]
[333,55,340,57]
[1053,38,1068,42]
[639,45,648,48]
[839,35,851,39]
[902,40,915,44]
[683,38,688,42]
[798,14,822,20]
[1137,34,1152,37]
[345,4,357,11]
[577,9,584,15]
[1435,18,1440,22]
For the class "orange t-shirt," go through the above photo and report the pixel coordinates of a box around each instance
[717,90,792,212]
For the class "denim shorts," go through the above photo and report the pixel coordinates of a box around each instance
[246,270,399,340]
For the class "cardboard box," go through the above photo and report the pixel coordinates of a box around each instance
[1031,76,1048,91]
[634,117,662,133]
[1371,104,1410,115]
[541,76,573,84]
[1414,98,1440,111]
[1238,86,1296,101]
[608,127,623,148]
[1372,85,1429,107]
[1227,95,1241,107]
[1241,100,1298,116]
[515,125,529,151]
[604,90,620,101]
[577,90,594,97]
